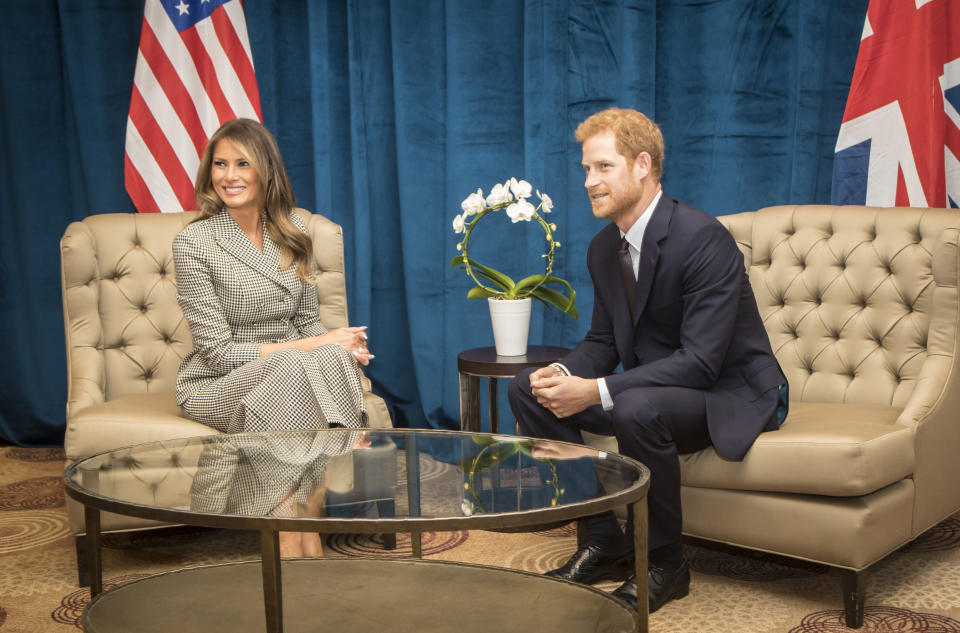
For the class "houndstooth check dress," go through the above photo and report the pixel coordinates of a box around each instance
[173,210,365,433]
[189,431,363,516]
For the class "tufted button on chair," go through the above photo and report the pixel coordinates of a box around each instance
[60,209,393,583]
[583,205,960,628]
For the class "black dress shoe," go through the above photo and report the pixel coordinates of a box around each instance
[545,544,634,584]
[612,559,690,613]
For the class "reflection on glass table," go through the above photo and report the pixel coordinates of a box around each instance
[65,429,650,633]
[67,429,645,525]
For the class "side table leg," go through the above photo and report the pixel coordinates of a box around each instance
[630,499,649,633]
[488,377,498,435]
[261,529,284,633]
[83,505,103,597]
[459,372,481,432]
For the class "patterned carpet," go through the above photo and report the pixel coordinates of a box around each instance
[3,445,960,632]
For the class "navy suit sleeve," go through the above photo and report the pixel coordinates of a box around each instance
[605,221,743,394]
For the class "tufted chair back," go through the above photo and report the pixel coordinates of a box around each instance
[718,205,960,410]
[60,209,358,456]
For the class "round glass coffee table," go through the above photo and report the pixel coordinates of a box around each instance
[64,429,650,633]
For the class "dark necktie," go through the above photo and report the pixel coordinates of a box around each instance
[618,237,636,315]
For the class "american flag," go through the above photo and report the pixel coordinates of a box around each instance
[124,0,262,214]
[831,0,960,208]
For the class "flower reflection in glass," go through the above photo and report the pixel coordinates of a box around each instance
[459,436,563,515]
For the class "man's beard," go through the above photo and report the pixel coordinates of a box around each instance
[590,177,644,221]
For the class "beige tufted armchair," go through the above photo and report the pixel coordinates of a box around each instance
[60,209,392,583]
[585,204,960,628]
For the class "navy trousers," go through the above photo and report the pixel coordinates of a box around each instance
[508,367,714,553]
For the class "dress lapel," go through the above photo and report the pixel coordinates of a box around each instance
[630,195,673,326]
[212,210,287,290]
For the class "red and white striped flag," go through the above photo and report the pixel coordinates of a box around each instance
[125,0,262,214]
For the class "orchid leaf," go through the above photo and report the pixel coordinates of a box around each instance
[521,275,577,318]
[470,269,511,292]
[467,286,499,299]
[513,274,546,294]
[542,275,577,300]
[466,259,515,289]
[451,255,515,292]
[531,284,578,318]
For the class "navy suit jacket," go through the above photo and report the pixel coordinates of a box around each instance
[561,195,784,460]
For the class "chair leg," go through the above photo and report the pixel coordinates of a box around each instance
[75,534,89,587]
[841,568,865,628]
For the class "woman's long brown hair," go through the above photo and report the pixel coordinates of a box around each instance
[194,118,314,282]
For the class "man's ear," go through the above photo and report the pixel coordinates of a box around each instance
[633,152,652,180]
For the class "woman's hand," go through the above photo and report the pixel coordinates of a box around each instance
[310,326,374,366]
[314,326,367,350]
[259,326,374,365]
[321,326,373,366]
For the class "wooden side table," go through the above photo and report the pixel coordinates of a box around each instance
[457,345,570,433]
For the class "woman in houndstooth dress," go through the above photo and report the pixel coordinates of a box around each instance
[173,118,373,435]
[174,119,374,557]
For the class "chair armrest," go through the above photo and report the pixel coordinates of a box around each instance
[61,221,107,417]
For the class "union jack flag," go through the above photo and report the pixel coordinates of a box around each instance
[832,0,960,208]
[124,0,261,214]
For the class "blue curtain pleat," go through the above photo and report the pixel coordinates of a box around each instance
[0,0,867,445]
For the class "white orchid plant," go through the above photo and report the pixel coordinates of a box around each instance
[451,177,577,319]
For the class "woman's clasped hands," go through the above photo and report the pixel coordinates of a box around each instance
[320,326,374,366]
[261,326,374,365]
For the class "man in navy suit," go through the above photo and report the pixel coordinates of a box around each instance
[508,108,787,613]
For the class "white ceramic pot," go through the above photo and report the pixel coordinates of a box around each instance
[487,297,532,356]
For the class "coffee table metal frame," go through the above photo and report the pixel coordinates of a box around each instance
[64,428,650,633]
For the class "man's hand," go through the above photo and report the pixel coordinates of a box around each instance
[528,365,561,383]
[530,374,601,419]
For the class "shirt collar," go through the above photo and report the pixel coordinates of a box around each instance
[620,188,662,251]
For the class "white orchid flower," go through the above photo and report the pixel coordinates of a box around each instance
[486,182,513,207]
[460,188,486,217]
[537,189,553,212]
[510,178,533,199]
[451,177,576,320]
[506,198,536,223]
[505,177,516,197]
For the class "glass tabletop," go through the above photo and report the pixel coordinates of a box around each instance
[64,429,649,533]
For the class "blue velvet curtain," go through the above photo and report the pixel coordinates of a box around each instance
[0,0,867,445]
